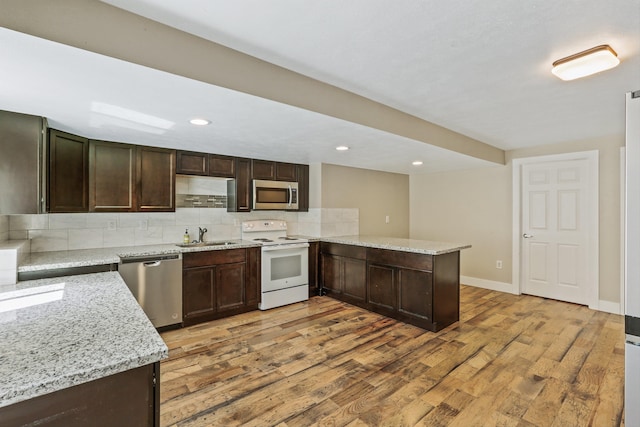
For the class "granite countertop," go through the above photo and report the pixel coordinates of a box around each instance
[0,271,168,408]
[18,240,261,273]
[17,236,468,273]
[320,235,471,255]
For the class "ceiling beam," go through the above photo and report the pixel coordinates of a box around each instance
[0,0,505,165]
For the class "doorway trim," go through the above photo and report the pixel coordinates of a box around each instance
[511,150,599,309]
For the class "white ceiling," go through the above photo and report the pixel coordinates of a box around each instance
[2,1,639,174]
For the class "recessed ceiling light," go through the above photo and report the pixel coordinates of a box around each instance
[551,45,620,81]
[336,146,349,151]
[189,118,210,126]
[412,161,423,166]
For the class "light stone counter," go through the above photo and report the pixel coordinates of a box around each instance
[320,235,471,255]
[18,240,261,273]
[0,271,168,408]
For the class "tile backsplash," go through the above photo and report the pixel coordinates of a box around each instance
[8,208,359,252]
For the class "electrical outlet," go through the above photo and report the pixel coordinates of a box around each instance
[139,219,148,230]
[107,220,117,231]
[385,215,390,224]
[496,260,503,269]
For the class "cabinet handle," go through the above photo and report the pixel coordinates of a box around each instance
[522,233,534,239]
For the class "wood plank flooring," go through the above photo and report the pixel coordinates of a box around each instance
[159,286,625,426]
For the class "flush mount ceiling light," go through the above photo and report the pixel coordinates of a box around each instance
[189,118,210,126]
[335,146,349,151]
[551,45,620,81]
[412,161,423,166]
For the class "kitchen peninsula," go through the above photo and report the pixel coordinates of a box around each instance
[319,235,470,332]
[0,272,168,426]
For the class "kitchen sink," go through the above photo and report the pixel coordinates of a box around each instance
[176,241,237,248]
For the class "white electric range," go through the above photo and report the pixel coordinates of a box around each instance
[241,220,309,310]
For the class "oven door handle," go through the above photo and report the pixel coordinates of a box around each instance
[262,242,310,252]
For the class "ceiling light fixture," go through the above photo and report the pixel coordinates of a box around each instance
[551,45,620,81]
[335,146,349,151]
[189,118,210,126]
[412,161,423,166]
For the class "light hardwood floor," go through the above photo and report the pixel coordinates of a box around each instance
[160,285,625,426]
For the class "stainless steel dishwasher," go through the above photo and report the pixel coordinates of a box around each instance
[119,253,183,329]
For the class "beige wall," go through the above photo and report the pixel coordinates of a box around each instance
[321,163,409,237]
[410,165,512,283]
[410,135,624,305]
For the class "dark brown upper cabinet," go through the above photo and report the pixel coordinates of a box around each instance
[251,159,276,180]
[176,150,235,178]
[297,164,309,212]
[209,154,235,178]
[88,141,175,212]
[275,162,298,181]
[251,159,298,181]
[176,150,208,176]
[136,146,175,212]
[227,157,251,212]
[89,140,136,212]
[48,129,89,213]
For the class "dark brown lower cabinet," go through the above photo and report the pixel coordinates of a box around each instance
[308,241,319,296]
[320,243,366,304]
[182,248,260,326]
[0,363,159,427]
[320,243,460,332]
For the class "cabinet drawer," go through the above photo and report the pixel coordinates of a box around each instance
[320,243,366,260]
[367,248,432,271]
[183,248,246,268]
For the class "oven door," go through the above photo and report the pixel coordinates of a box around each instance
[261,243,309,292]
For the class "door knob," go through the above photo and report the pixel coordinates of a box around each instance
[522,233,534,238]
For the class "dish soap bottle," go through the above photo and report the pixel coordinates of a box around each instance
[183,229,190,244]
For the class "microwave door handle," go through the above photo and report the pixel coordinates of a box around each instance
[288,185,292,206]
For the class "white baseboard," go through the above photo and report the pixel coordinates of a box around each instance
[460,276,518,295]
[597,300,622,315]
[461,275,623,315]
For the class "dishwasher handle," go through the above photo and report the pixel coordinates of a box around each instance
[119,253,181,264]
[143,261,162,268]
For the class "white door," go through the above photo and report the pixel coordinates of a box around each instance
[521,159,592,305]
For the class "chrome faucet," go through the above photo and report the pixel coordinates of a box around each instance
[198,227,208,243]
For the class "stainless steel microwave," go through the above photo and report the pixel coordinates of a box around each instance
[252,179,299,210]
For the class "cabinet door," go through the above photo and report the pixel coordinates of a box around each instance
[297,164,309,212]
[209,154,235,178]
[343,258,366,301]
[216,262,246,312]
[183,267,215,321]
[251,159,276,180]
[176,150,208,175]
[137,146,175,212]
[48,129,88,213]
[321,254,342,294]
[227,157,251,212]
[89,140,136,212]
[308,241,319,296]
[246,247,260,307]
[368,264,396,310]
[275,162,297,181]
[398,269,432,320]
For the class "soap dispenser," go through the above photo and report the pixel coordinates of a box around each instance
[183,229,190,244]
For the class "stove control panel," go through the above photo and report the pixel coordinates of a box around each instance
[242,220,287,232]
